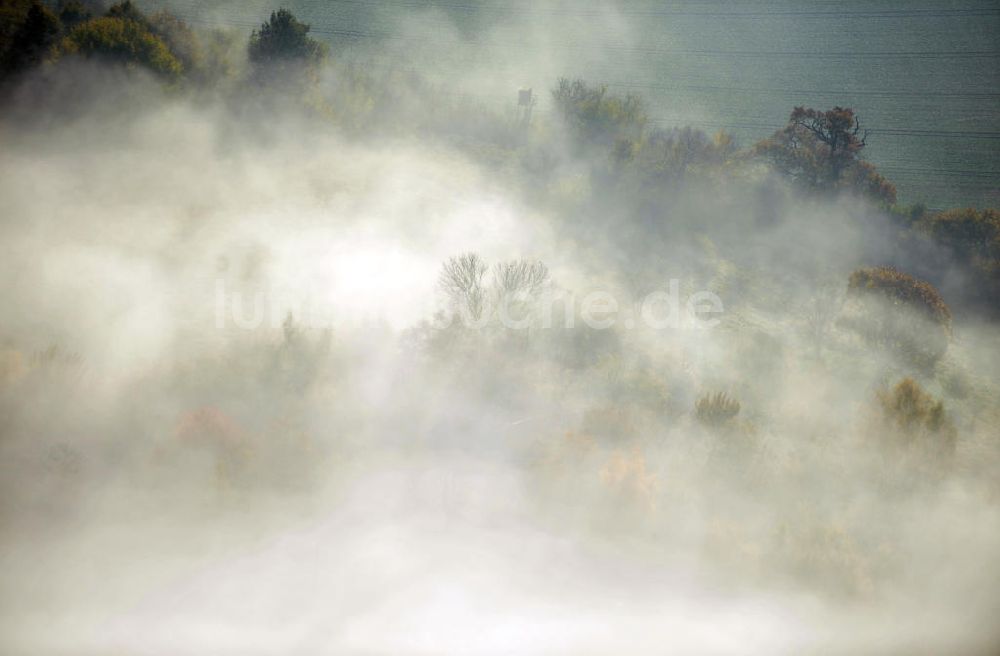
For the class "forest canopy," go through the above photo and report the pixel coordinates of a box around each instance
[0,4,995,320]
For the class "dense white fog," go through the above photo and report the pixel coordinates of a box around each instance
[0,2,999,654]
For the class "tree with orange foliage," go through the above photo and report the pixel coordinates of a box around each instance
[919,207,1000,315]
[173,406,252,493]
[847,266,951,367]
[754,106,896,205]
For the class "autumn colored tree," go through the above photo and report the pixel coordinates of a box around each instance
[636,126,736,183]
[847,266,950,367]
[919,207,1000,315]
[754,106,896,205]
[874,378,956,461]
[148,11,204,80]
[552,78,647,152]
[57,16,182,80]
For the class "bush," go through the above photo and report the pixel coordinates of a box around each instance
[173,405,252,491]
[919,207,1000,315]
[848,266,951,328]
[875,378,956,458]
[551,78,647,151]
[923,208,1000,264]
[847,266,950,367]
[695,392,741,427]
[633,127,736,183]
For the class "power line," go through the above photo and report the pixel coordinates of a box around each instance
[170,11,1000,59]
[644,118,1000,140]
[607,82,1000,101]
[880,167,1000,178]
[163,7,1000,195]
[259,0,1000,20]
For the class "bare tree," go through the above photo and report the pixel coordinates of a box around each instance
[439,254,551,327]
[492,259,549,327]
[439,253,488,321]
[492,259,549,300]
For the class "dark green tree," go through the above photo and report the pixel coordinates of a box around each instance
[248,8,326,68]
[105,0,148,28]
[1,0,35,61]
[2,1,61,80]
[57,0,91,30]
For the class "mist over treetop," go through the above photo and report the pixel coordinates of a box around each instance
[0,2,999,654]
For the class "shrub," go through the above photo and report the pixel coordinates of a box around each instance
[635,127,736,183]
[848,266,951,328]
[174,405,252,492]
[877,378,947,433]
[695,392,741,427]
[772,515,877,598]
[875,378,956,458]
[923,208,1000,264]
[599,448,658,512]
[847,266,950,367]
[919,207,1000,315]
[551,78,647,151]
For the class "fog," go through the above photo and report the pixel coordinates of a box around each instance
[1,2,999,655]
